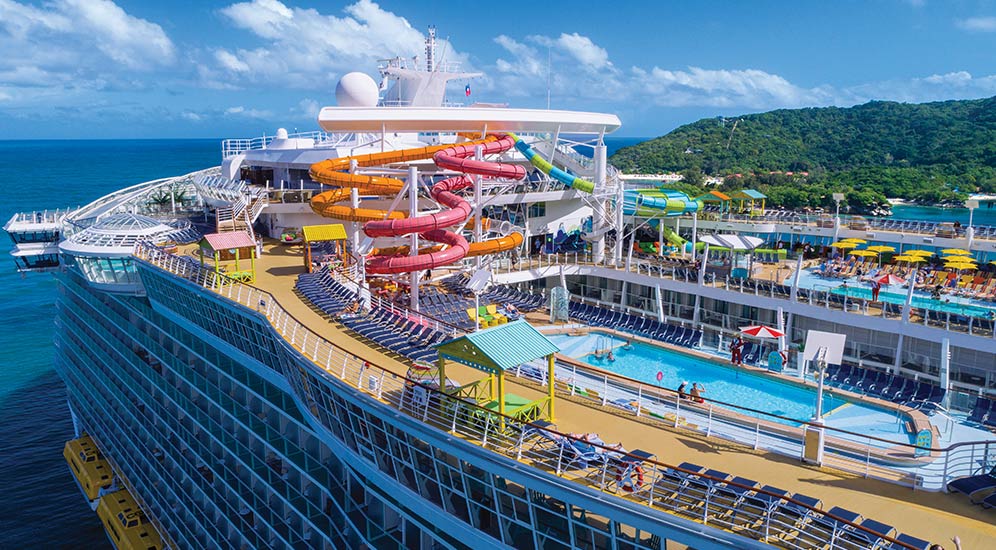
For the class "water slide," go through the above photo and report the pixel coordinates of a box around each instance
[507,132,595,193]
[624,189,702,253]
[309,135,525,275]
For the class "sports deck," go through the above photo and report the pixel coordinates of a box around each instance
[159,241,996,548]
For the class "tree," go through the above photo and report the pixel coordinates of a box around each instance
[680,168,705,187]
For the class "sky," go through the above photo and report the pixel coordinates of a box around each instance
[1,0,996,139]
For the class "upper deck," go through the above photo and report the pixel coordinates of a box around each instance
[135,241,996,549]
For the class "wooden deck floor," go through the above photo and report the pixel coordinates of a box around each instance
[248,241,996,548]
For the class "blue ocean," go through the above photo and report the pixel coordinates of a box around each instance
[0,136,981,546]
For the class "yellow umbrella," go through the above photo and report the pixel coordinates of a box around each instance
[866,245,895,254]
[941,248,971,256]
[842,238,867,244]
[903,249,934,256]
[849,250,878,257]
[893,255,926,263]
[831,241,859,249]
[944,256,977,265]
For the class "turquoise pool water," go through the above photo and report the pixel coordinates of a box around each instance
[547,333,915,444]
[829,286,993,317]
[789,269,996,318]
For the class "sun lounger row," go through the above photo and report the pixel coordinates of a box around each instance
[568,302,702,350]
[295,270,359,317]
[947,464,996,511]
[521,424,936,550]
[340,308,447,364]
[439,275,545,313]
[966,396,996,428]
[824,364,945,409]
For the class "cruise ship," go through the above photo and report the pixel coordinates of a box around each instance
[7,29,996,550]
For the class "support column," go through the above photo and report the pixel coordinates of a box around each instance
[474,145,484,268]
[691,212,698,254]
[675,217,682,258]
[614,182,625,266]
[547,354,556,421]
[790,254,804,302]
[655,285,665,321]
[592,144,607,264]
[939,338,951,409]
[902,268,917,323]
[658,220,664,258]
[408,166,420,310]
[697,243,709,286]
[893,333,904,375]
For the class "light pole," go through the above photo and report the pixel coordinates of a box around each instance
[966,199,979,249]
[832,192,845,242]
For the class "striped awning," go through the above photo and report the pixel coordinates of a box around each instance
[699,234,764,251]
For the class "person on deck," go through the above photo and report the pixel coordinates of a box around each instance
[871,280,881,302]
[677,381,688,400]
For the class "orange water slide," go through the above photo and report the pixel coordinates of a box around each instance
[308,138,496,222]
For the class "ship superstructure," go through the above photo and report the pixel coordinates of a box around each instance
[6,28,996,550]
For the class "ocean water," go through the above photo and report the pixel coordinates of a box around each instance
[890,203,996,227]
[0,139,218,549]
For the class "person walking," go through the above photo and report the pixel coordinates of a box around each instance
[871,279,881,302]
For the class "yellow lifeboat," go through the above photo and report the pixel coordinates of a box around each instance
[63,435,113,501]
[96,489,164,550]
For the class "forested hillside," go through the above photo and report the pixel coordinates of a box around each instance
[610,97,996,210]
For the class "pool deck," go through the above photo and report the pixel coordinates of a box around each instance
[213,241,996,548]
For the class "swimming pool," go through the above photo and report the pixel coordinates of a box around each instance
[789,269,995,317]
[547,333,915,444]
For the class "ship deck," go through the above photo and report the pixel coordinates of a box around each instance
[201,241,996,548]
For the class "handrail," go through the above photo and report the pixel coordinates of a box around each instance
[132,241,929,550]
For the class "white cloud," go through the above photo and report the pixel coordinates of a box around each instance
[956,16,996,32]
[0,0,175,106]
[637,66,834,108]
[211,0,468,90]
[295,98,320,120]
[554,33,610,69]
[225,105,273,118]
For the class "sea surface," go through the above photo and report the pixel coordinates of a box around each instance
[0,139,218,549]
[0,135,981,545]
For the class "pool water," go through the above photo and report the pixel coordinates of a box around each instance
[790,269,995,318]
[829,286,993,317]
[547,333,915,444]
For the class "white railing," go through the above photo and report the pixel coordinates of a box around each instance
[132,242,935,550]
[221,131,355,159]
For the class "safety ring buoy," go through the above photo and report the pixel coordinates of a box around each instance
[614,463,645,492]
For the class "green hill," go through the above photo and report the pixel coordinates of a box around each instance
[610,97,996,210]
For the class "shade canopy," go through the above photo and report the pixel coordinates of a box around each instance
[849,250,877,257]
[302,223,347,242]
[842,238,867,245]
[866,245,895,253]
[941,248,971,256]
[830,241,859,249]
[740,325,785,339]
[434,320,560,375]
[874,274,906,286]
[903,249,934,256]
[699,234,764,251]
[199,231,256,252]
[893,255,927,263]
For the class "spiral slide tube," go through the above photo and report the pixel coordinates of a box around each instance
[309,138,495,222]
[507,132,596,194]
[359,134,526,275]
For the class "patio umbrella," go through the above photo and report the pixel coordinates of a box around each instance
[941,248,971,256]
[740,325,786,339]
[830,241,859,249]
[874,273,906,286]
[893,255,926,263]
[849,250,877,257]
[904,249,934,256]
[866,245,895,254]
[842,238,867,245]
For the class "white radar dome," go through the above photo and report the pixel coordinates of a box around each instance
[335,72,379,107]
[275,128,288,139]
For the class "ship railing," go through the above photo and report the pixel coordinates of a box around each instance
[131,241,932,549]
[4,208,77,230]
[221,130,346,158]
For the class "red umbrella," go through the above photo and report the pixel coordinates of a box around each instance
[740,325,785,339]
[873,274,905,286]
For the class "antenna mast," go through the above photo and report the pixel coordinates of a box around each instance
[425,25,436,72]
[546,46,551,109]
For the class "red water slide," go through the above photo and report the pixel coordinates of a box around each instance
[363,135,524,274]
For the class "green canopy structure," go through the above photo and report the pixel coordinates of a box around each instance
[434,320,561,421]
